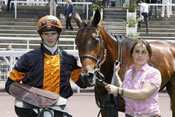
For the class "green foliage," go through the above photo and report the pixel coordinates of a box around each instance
[128,0,137,12]
[91,1,104,11]
[127,17,137,27]
[128,33,139,39]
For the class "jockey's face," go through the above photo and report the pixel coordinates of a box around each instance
[132,43,149,67]
[41,31,59,47]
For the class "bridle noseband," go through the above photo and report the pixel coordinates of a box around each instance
[79,35,107,68]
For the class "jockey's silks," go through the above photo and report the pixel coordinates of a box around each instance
[43,53,60,94]
[9,69,25,81]
[7,44,85,98]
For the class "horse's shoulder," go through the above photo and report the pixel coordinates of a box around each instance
[148,40,175,46]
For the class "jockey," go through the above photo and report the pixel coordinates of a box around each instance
[5,15,90,117]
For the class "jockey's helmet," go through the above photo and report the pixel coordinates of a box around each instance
[37,15,62,34]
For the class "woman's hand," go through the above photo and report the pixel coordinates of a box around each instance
[114,61,120,75]
[113,61,122,86]
[105,84,119,96]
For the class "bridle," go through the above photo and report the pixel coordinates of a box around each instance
[79,35,107,68]
[77,28,124,117]
[93,34,125,117]
[79,33,125,68]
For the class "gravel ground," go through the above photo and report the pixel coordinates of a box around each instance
[0,92,172,117]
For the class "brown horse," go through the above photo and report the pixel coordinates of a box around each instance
[75,9,175,117]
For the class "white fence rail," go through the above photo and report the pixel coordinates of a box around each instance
[0,36,77,51]
[139,3,175,17]
[0,36,78,78]
[11,1,92,20]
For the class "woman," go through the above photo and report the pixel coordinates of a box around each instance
[105,39,161,117]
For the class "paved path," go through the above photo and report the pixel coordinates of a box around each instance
[0,92,172,117]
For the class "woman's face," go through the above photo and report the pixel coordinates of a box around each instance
[132,42,149,67]
[41,31,59,47]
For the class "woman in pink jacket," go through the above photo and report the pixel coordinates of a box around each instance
[105,39,161,117]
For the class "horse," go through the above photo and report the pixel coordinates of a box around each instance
[75,9,175,117]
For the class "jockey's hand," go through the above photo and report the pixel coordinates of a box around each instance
[105,84,119,96]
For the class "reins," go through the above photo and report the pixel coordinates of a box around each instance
[94,69,118,117]
[94,34,126,117]
[97,49,107,68]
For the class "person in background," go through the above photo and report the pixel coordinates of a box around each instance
[0,0,2,12]
[149,0,158,19]
[6,0,12,11]
[139,0,149,33]
[161,0,172,18]
[105,39,162,117]
[64,0,74,30]
[5,15,90,117]
[103,0,110,8]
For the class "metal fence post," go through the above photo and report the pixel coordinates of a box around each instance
[86,4,88,20]
[50,0,56,16]
[14,0,17,19]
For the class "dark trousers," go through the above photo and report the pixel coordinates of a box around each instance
[7,0,12,11]
[15,106,71,117]
[142,12,149,33]
[66,16,73,30]
[15,106,37,117]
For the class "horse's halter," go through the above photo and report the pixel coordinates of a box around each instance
[79,34,107,69]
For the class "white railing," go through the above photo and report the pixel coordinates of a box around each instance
[138,3,175,17]
[0,36,77,51]
[0,35,79,73]
[11,1,92,20]
[148,3,175,6]
[57,2,92,20]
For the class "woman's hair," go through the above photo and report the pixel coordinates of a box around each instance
[130,39,152,58]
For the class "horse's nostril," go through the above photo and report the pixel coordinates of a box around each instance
[80,72,95,87]
[88,72,94,77]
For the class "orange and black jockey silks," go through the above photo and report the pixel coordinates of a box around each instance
[6,44,83,98]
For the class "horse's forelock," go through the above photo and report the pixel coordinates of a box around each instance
[76,26,97,41]
[76,26,100,52]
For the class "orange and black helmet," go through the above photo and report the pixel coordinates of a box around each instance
[37,15,63,34]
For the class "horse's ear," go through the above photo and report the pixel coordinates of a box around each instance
[91,9,101,27]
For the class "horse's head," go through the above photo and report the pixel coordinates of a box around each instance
[75,9,107,86]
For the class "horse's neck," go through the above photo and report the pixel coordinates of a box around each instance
[99,27,118,61]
